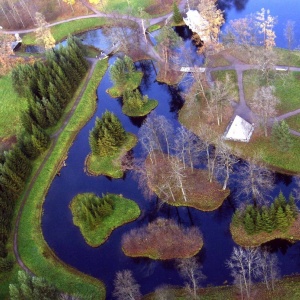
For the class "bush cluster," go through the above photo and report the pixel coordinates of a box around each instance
[232,192,298,235]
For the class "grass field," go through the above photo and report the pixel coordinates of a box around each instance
[22,17,109,45]
[0,73,27,138]
[243,70,300,115]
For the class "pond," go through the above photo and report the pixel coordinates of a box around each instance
[42,1,300,298]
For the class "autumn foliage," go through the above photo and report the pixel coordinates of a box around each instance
[122,218,203,260]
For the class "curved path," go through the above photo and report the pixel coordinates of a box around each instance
[207,52,300,135]
[13,58,98,276]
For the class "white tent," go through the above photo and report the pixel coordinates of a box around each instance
[183,10,210,42]
[223,115,254,142]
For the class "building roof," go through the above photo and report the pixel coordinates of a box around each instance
[183,10,210,42]
[223,115,254,142]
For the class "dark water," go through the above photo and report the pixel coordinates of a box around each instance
[42,1,300,299]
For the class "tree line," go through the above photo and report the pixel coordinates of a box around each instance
[232,192,298,235]
[0,36,88,272]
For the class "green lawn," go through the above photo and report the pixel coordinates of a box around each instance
[286,114,300,132]
[16,60,109,299]
[70,193,140,247]
[22,17,109,45]
[275,47,300,67]
[86,133,137,178]
[0,73,27,138]
[243,70,300,115]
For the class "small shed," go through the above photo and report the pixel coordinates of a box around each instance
[223,115,254,142]
[183,10,210,42]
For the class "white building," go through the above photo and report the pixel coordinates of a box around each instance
[223,115,254,142]
[183,10,210,42]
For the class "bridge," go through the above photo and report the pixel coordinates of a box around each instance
[180,66,206,73]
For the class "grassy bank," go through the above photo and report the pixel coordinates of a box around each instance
[85,133,137,178]
[142,275,300,300]
[0,73,27,138]
[22,17,109,45]
[70,193,140,247]
[17,59,108,299]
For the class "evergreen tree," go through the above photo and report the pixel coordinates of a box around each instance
[289,195,298,218]
[173,2,183,24]
[276,206,289,232]
[244,213,255,234]
[271,120,292,152]
[285,204,295,225]
[255,211,264,232]
[262,207,274,233]
[31,125,50,154]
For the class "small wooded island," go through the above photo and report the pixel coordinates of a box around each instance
[107,55,143,98]
[122,218,203,259]
[70,193,140,247]
[230,193,300,247]
[85,110,137,178]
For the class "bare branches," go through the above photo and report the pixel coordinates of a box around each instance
[113,270,141,300]
[236,156,274,206]
[249,86,280,137]
[177,257,206,299]
[226,247,280,299]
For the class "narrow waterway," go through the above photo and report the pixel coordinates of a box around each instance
[42,1,300,298]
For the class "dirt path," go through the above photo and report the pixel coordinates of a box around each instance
[13,58,98,275]
[207,52,300,135]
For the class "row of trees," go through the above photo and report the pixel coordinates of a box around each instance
[0,36,88,271]
[113,245,280,300]
[232,193,298,234]
[89,111,126,157]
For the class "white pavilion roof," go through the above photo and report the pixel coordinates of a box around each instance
[223,115,254,142]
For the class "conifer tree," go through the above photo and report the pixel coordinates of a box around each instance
[271,120,292,152]
[31,125,50,153]
[288,195,298,218]
[244,213,255,234]
[256,212,264,232]
[276,206,289,232]
[262,207,274,233]
[173,2,183,24]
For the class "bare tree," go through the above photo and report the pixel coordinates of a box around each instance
[293,176,300,201]
[226,247,260,299]
[250,86,280,137]
[197,0,224,47]
[170,156,189,202]
[255,8,277,49]
[177,257,206,299]
[34,12,56,51]
[256,248,280,291]
[215,140,239,190]
[113,270,141,300]
[207,73,237,126]
[138,112,173,162]
[237,156,274,206]
[173,125,204,171]
[195,124,219,182]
